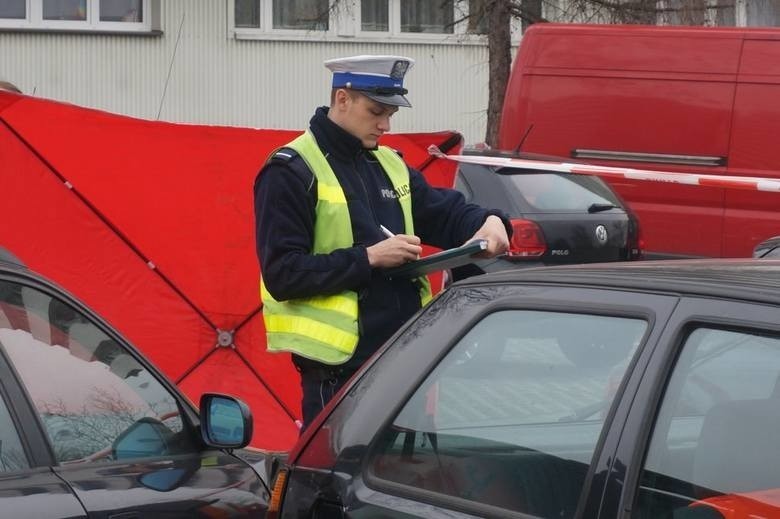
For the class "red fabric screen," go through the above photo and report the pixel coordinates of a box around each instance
[0,91,462,451]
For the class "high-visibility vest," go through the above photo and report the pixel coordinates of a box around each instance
[261,131,432,365]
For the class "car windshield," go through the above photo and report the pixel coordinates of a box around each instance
[499,169,621,212]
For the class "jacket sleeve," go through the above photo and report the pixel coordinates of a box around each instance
[408,167,512,249]
[254,159,372,302]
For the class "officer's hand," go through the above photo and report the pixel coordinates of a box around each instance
[466,215,510,258]
[367,234,422,268]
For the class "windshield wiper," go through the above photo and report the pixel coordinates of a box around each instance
[588,203,617,213]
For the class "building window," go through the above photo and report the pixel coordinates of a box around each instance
[0,0,26,19]
[43,0,87,21]
[273,0,329,30]
[232,0,497,42]
[0,0,154,32]
[234,0,331,32]
[401,0,454,33]
[744,0,780,26]
[235,0,260,28]
[361,0,388,31]
[100,0,143,22]
[466,0,489,34]
[360,0,491,37]
[655,0,776,27]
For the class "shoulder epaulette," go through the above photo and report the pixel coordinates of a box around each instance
[269,147,299,164]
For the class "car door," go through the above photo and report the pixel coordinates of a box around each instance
[0,273,267,518]
[0,347,87,519]
[604,296,780,519]
[284,283,679,518]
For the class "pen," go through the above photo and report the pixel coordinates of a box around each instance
[379,225,395,238]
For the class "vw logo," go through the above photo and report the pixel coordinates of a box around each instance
[595,225,608,245]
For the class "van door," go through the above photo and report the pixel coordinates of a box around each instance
[723,37,780,257]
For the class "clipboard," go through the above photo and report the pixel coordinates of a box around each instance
[383,239,488,279]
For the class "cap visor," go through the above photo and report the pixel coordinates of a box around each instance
[362,92,412,108]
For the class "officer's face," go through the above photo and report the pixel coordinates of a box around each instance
[334,90,398,148]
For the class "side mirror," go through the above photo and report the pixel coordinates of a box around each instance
[199,393,253,449]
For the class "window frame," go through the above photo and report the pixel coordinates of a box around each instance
[0,353,38,471]
[633,324,780,516]
[362,302,653,517]
[653,0,775,27]
[0,0,157,33]
[230,0,522,45]
[0,270,202,467]
[611,295,780,519]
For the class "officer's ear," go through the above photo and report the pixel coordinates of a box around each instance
[331,88,352,109]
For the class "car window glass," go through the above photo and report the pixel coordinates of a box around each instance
[453,170,473,202]
[0,279,197,464]
[0,391,29,472]
[503,172,620,212]
[369,310,646,518]
[635,327,780,518]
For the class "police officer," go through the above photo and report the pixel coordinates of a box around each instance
[254,55,511,431]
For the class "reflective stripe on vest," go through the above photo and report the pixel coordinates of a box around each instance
[261,131,431,365]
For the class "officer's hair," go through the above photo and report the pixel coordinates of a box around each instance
[330,88,360,107]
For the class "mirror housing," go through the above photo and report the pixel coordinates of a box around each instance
[199,393,253,449]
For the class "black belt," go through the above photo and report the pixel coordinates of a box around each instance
[292,355,354,381]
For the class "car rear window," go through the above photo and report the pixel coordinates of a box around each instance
[500,170,622,212]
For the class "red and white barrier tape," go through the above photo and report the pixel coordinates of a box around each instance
[428,145,780,193]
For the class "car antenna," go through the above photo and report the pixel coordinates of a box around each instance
[513,124,534,154]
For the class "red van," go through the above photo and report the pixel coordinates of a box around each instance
[499,23,780,259]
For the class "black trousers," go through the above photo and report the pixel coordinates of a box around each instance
[293,355,356,432]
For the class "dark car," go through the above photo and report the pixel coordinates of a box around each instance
[269,259,780,518]
[449,152,643,281]
[0,250,270,517]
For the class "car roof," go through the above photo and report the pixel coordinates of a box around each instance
[459,259,780,305]
[0,247,27,270]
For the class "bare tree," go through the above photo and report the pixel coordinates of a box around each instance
[485,1,513,147]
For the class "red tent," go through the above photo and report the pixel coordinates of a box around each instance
[0,91,462,451]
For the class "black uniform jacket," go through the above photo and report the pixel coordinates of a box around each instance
[254,107,509,370]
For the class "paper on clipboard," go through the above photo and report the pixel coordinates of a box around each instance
[383,239,488,279]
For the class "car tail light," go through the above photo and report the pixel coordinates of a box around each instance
[506,219,546,259]
[266,467,289,519]
[628,216,645,260]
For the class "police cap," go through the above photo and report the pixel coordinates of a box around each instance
[324,55,414,108]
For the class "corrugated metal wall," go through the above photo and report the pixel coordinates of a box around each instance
[0,1,493,143]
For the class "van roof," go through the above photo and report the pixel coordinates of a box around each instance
[528,23,780,40]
